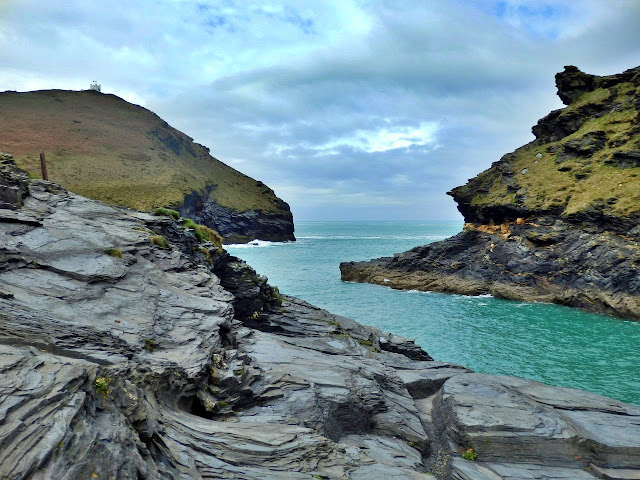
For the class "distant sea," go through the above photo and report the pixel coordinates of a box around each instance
[227,221,640,405]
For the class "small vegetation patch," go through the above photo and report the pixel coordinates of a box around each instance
[200,246,212,263]
[144,338,157,352]
[271,286,284,306]
[104,248,122,258]
[94,376,112,398]
[150,235,171,249]
[154,207,180,220]
[182,218,223,247]
[461,448,478,461]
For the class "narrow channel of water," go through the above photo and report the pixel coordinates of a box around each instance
[227,221,640,405]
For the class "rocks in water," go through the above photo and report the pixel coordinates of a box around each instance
[341,219,640,319]
[342,65,640,320]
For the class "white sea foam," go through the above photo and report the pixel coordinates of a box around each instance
[226,240,282,248]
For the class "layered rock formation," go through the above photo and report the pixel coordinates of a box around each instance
[1,155,640,479]
[341,66,640,319]
[0,89,294,243]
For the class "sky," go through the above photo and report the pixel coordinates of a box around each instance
[1,1,639,221]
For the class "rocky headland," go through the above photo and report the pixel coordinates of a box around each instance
[2,152,640,479]
[0,89,294,243]
[341,66,640,320]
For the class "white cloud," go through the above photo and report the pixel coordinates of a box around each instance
[318,122,439,153]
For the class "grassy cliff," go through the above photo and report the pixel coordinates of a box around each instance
[450,66,640,230]
[0,89,287,216]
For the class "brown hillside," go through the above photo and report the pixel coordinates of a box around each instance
[0,89,286,214]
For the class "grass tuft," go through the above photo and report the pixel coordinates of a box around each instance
[154,207,180,220]
[461,448,477,461]
[150,235,171,249]
[183,218,223,247]
[104,248,122,258]
[94,376,112,398]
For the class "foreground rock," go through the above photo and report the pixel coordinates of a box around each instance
[341,66,640,319]
[1,155,639,479]
[0,89,295,243]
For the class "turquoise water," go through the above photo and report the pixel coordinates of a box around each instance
[227,221,640,405]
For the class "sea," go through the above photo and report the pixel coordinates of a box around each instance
[227,221,640,405]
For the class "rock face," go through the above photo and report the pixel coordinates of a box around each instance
[0,89,295,243]
[1,155,640,479]
[180,184,295,243]
[341,66,640,319]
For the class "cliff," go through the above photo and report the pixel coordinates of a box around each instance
[341,66,640,319]
[1,154,640,479]
[0,89,295,243]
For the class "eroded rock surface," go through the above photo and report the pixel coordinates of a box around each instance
[1,157,639,479]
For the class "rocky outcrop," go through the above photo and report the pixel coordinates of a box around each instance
[1,156,640,480]
[0,89,295,243]
[341,66,640,320]
[179,184,295,243]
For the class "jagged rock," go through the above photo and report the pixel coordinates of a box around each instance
[180,186,295,243]
[0,152,29,209]
[341,65,640,319]
[556,65,598,105]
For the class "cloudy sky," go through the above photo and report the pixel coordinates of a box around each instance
[1,1,639,221]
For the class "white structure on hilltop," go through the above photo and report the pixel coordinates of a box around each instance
[89,81,101,92]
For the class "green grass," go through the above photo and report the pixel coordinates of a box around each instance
[461,448,478,461]
[104,248,122,258]
[183,219,223,246]
[144,338,157,352]
[150,235,171,249]
[155,207,180,220]
[94,376,112,398]
[465,82,640,219]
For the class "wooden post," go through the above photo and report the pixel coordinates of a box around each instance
[39,152,48,181]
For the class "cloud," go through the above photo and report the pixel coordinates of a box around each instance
[307,121,439,154]
[1,0,639,221]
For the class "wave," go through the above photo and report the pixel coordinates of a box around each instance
[226,240,283,249]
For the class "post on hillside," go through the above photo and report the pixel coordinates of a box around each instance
[39,152,48,181]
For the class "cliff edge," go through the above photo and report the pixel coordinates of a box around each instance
[341,66,640,319]
[0,89,295,243]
